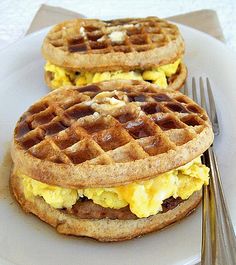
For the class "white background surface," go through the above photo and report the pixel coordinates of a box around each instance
[0,0,236,52]
[0,24,236,265]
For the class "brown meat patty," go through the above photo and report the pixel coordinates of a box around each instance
[65,197,184,220]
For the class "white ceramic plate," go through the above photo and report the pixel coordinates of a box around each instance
[0,24,236,265]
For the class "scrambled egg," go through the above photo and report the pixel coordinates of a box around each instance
[21,176,79,208]
[20,157,209,218]
[44,59,181,90]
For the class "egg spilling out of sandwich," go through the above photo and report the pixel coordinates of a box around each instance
[44,59,181,90]
[20,157,209,218]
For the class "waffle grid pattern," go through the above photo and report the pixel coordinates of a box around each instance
[15,82,208,166]
[48,17,179,54]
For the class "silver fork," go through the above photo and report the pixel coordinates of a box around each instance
[183,77,236,265]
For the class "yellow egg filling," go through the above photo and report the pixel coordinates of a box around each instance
[19,157,209,218]
[44,59,181,90]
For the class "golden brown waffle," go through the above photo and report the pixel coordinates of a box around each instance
[42,17,185,72]
[10,172,201,242]
[12,80,213,188]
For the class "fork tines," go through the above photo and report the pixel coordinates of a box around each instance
[182,77,236,265]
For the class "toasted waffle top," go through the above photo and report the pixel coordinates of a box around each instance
[12,80,213,188]
[42,17,185,72]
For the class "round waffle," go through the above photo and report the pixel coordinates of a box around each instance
[12,80,213,189]
[42,17,185,72]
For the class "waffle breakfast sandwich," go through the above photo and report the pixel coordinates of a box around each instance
[10,80,213,241]
[42,17,187,91]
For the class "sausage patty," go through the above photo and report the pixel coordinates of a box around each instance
[65,197,183,220]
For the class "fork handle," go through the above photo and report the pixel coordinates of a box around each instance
[201,147,236,265]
